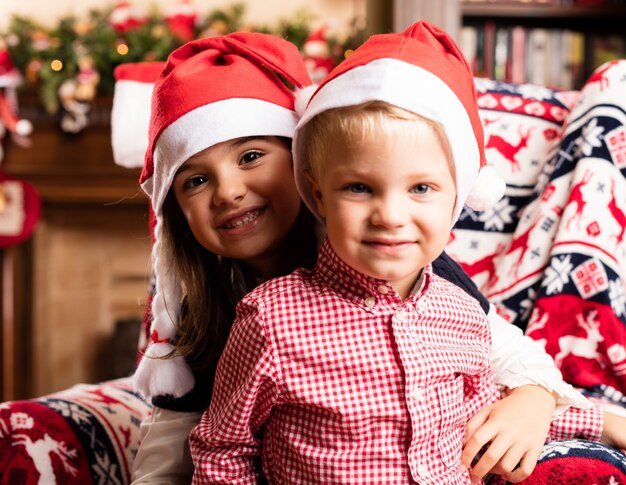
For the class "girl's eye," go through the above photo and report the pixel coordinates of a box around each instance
[345,183,370,194]
[183,175,207,190]
[240,151,263,165]
[411,184,431,195]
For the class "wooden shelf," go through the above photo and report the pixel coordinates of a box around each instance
[4,94,147,206]
[462,3,626,31]
[460,1,626,88]
[463,3,626,18]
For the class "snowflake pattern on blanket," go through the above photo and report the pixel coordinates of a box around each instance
[449,60,626,394]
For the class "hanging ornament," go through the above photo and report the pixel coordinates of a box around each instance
[302,26,335,83]
[31,30,51,52]
[57,49,100,134]
[0,172,41,248]
[165,0,198,42]
[0,42,40,247]
[0,41,33,162]
[109,1,147,34]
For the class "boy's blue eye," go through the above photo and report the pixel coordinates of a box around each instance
[411,184,431,195]
[240,151,263,165]
[346,183,370,193]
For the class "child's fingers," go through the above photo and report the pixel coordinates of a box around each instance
[501,452,539,483]
[488,444,529,482]
[500,442,542,483]
[463,405,491,446]
[461,415,493,468]
[468,435,511,483]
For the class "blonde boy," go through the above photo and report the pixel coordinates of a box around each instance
[190,21,607,484]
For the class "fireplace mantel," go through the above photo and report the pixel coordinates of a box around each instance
[5,95,145,205]
[1,96,152,400]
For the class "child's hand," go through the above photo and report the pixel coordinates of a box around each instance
[601,411,626,452]
[461,385,556,483]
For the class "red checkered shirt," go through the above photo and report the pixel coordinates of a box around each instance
[191,240,498,484]
[190,240,603,484]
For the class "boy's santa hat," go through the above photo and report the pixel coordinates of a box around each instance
[133,32,312,399]
[293,20,505,222]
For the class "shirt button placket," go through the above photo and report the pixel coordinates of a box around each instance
[416,463,429,480]
[413,387,425,401]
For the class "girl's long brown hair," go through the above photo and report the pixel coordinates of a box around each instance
[160,186,318,376]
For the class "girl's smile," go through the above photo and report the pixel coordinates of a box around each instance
[218,206,266,231]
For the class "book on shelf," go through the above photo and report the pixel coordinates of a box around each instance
[460,22,598,89]
[510,26,526,83]
[527,28,550,86]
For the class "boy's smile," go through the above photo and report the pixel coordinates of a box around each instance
[309,121,457,298]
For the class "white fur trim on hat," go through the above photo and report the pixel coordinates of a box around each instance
[294,58,480,222]
[143,98,298,213]
[111,79,154,168]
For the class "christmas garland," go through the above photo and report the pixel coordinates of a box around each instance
[1,1,367,133]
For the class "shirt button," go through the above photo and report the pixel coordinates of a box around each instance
[364,296,376,308]
[396,310,407,321]
[413,387,425,401]
[416,463,429,477]
[377,284,390,294]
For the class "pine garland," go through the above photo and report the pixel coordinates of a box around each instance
[2,2,366,116]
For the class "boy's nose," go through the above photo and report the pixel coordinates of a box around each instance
[370,194,407,228]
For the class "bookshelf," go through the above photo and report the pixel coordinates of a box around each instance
[460,1,626,89]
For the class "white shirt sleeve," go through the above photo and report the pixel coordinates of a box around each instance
[131,407,203,485]
[488,304,592,412]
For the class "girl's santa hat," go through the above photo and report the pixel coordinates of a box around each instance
[133,32,312,398]
[293,20,505,223]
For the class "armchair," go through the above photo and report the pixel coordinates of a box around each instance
[1,61,625,485]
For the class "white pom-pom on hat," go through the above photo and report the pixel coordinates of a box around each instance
[465,165,507,212]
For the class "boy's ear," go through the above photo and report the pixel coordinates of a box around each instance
[304,170,326,218]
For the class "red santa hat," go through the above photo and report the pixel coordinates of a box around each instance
[111,62,165,168]
[294,20,505,222]
[133,31,312,399]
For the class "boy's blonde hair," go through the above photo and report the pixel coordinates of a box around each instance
[298,100,455,185]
